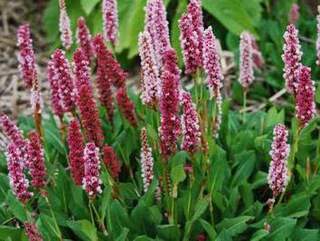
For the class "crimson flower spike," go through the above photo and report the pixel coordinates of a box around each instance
[24,222,43,241]
[159,48,181,159]
[316,6,320,66]
[6,143,32,204]
[179,0,204,74]
[180,91,201,154]
[59,0,73,50]
[267,124,290,198]
[144,0,170,66]
[27,131,47,189]
[0,114,28,162]
[103,145,121,179]
[138,31,161,106]
[17,24,37,89]
[140,127,154,193]
[92,35,114,123]
[48,49,76,114]
[83,143,102,199]
[102,0,119,45]
[116,87,138,127]
[77,84,105,147]
[67,120,85,186]
[73,48,92,91]
[282,24,302,94]
[295,65,316,128]
[76,17,93,61]
[239,31,254,89]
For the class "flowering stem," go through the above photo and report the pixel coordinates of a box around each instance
[242,88,247,123]
[90,201,108,236]
[34,103,43,141]
[44,196,63,241]
[288,127,301,171]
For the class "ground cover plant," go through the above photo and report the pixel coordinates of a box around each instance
[0,0,320,240]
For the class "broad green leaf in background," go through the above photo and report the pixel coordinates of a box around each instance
[202,0,263,36]
[0,226,27,241]
[216,216,254,237]
[156,224,180,241]
[67,220,98,241]
[266,217,296,241]
[6,192,27,222]
[80,0,100,16]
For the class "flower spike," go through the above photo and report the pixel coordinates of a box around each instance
[140,127,154,192]
[239,31,254,89]
[102,0,119,45]
[103,145,121,179]
[76,17,93,61]
[59,0,73,50]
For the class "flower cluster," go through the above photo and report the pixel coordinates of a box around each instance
[317,6,320,66]
[181,92,201,154]
[295,65,316,128]
[67,120,85,186]
[76,17,93,61]
[159,48,181,159]
[116,87,138,127]
[83,143,102,198]
[103,145,121,179]
[47,49,76,116]
[282,24,302,94]
[24,222,43,241]
[17,24,37,89]
[203,26,223,98]
[138,31,161,106]
[102,0,118,44]
[59,0,73,50]
[92,35,114,123]
[27,131,47,189]
[267,124,290,197]
[7,143,32,204]
[239,31,254,89]
[73,48,92,90]
[179,0,203,74]
[0,114,28,161]
[140,127,154,193]
[144,0,170,65]
[77,84,105,147]
[288,3,299,25]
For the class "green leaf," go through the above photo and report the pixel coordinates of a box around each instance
[216,229,233,241]
[133,236,154,241]
[199,219,217,240]
[250,229,269,241]
[266,217,296,241]
[231,151,256,186]
[202,0,262,36]
[116,228,130,241]
[6,192,27,222]
[37,215,61,241]
[157,224,180,241]
[80,0,100,15]
[216,216,254,237]
[265,107,285,129]
[292,228,320,241]
[67,220,98,241]
[0,226,27,241]
[274,193,310,218]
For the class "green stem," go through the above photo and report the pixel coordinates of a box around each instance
[242,88,247,123]
[91,201,108,236]
[288,127,301,171]
[44,197,63,241]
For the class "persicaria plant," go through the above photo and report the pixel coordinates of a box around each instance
[0,0,319,241]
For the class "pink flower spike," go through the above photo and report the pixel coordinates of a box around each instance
[59,0,73,50]
[203,26,223,98]
[76,17,93,61]
[180,91,201,154]
[239,31,254,89]
[316,7,320,66]
[179,0,204,74]
[92,35,114,123]
[140,127,154,193]
[144,0,170,65]
[159,48,181,159]
[67,120,85,186]
[24,222,43,241]
[267,124,290,198]
[102,0,119,45]
[0,114,28,161]
[6,143,32,204]
[17,24,37,89]
[295,65,316,128]
[73,48,92,91]
[49,49,76,113]
[282,24,302,94]
[138,31,161,106]
[103,145,121,179]
[83,143,102,198]
[288,3,299,25]
[27,131,47,189]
